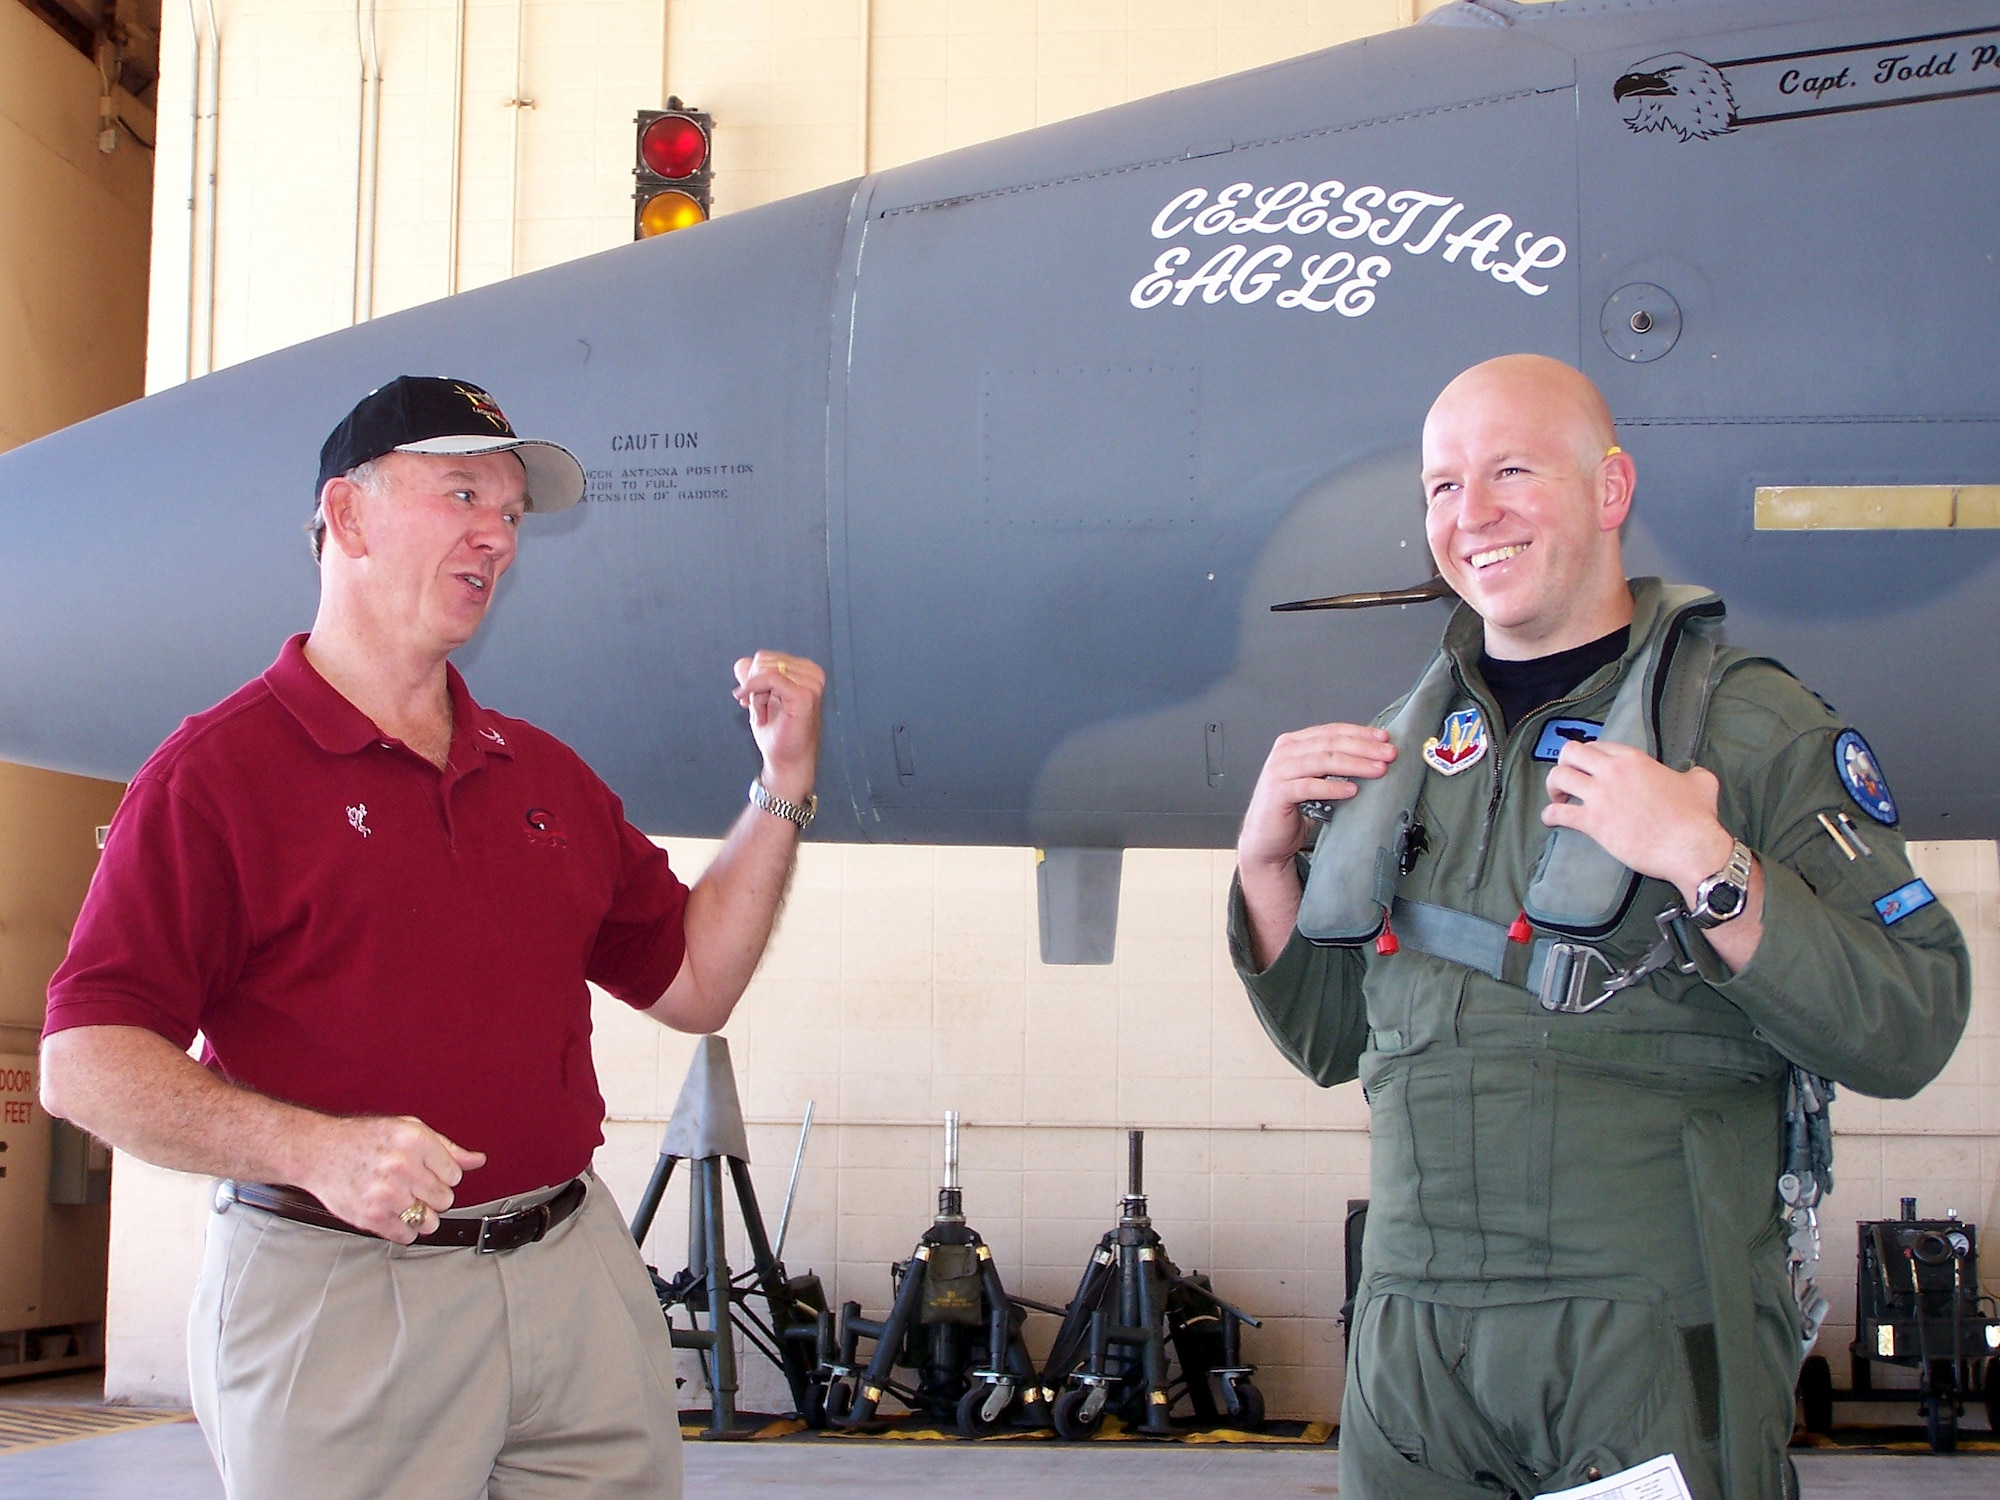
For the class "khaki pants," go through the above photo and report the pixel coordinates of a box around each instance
[189,1173,683,1500]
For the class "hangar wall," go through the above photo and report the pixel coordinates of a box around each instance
[603,840,2000,1422]
[100,0,2000,1424]
[104,832,2000,1417]
[0,0,154,452]
[0,0,155,1384]
[143,0,1430,383]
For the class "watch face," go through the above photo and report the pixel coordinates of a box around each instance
[1709,883,1744,918]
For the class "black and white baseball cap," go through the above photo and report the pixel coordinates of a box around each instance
[315,376,586,513]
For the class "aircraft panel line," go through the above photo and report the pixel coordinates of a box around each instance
[1617,415,2000,427]
[876,87,1563,221]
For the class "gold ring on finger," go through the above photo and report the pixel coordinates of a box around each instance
[400,1202,427,1231]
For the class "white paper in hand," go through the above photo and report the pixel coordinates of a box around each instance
[1539,1453,1695,1500]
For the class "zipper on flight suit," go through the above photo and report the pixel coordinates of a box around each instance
[1455,664,1509,889]
[1458,661,1623,892]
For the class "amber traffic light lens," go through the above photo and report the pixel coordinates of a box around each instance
[639,190,706,237]
[641,115,709,179]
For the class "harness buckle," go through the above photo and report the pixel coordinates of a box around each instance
[1540,904,1707,1016]
[1538,942,1615,1014]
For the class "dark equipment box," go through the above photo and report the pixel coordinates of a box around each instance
[1798,1198,2000,1450]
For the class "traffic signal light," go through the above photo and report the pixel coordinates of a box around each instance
[634,99,712,239]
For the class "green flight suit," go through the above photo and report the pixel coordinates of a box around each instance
[1229,580,1970,1500]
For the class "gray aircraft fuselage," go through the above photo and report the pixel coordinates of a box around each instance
[2,0,1996,853]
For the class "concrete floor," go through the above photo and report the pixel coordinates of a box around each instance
[3,1375,1993,1498]
[1,1419,1996,1498]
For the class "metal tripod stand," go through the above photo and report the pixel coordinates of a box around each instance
[1038,1129,1265,1437]
[629,1035,827,1438]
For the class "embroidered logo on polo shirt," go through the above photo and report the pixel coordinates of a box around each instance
[347,804,372,838]
[524,807,568,849]
[479,727,507,746]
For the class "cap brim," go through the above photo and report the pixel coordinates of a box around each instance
[394,435,586,514]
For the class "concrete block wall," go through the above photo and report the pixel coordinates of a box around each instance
[1808,840,2000,1389]
[99,838,1999,1415]
[582,836,2000,1421]
[591,842,1376,1419]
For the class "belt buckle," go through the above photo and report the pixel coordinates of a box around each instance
[1539,942,1612,1015]
[474,1201,554,1254]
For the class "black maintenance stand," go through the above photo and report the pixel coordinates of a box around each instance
[1037,1129,1265,1438]
[811,1111,1056,1436]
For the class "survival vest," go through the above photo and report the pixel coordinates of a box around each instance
[1296,582,1730,1006]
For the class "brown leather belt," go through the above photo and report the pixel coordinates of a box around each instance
[220,1176,587,1253]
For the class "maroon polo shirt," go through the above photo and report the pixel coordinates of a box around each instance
[45,636,690,1201]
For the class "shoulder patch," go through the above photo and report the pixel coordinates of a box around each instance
[1874,878,1935,926]
[1533,718,1602,763]
[1834,730,1898,826]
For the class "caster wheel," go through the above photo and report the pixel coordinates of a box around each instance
[957,1384,1010,1438]
[1798,1355,1834,1435]
[1227,1380,1266,1431]
[824,1377,855,1426]
[801,1380,831,1430]
[1053,1385,1106,1441]
[1926,1399,1957,1453]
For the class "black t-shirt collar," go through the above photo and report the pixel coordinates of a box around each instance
[1477,626,1631,737]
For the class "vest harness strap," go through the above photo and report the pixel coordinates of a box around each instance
[1388,896,1706,1014]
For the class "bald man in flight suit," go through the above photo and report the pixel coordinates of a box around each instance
[1232,355,1969,1500]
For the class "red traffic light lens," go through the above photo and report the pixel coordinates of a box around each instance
[639,190,706,237]
[641,115,708,179]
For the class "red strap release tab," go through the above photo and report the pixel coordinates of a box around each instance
[1375,919,1400,956]
[1507,911,1534,945]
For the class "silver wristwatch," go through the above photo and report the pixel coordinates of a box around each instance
[748,778,817,830]
[1689,839,1754,928]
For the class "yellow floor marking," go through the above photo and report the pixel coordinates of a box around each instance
[0,1405,194,1455]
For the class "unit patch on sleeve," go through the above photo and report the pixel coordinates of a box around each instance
[1834,730,1898,825]
[1532,718,1602,763]
[1423,706,1490,776]
[1874,878,1936,926]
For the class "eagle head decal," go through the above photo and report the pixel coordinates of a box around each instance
[1614,53,1736,142]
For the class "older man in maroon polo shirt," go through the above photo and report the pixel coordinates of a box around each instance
[38,377,822,1498]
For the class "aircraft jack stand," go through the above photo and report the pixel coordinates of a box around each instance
[629,1035,828,1439]
[811,1112,1057,1436]
[1039,1129,1265,1438]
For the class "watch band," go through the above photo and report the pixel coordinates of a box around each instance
[1690,839,1754,928]
[748,778,817,830]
